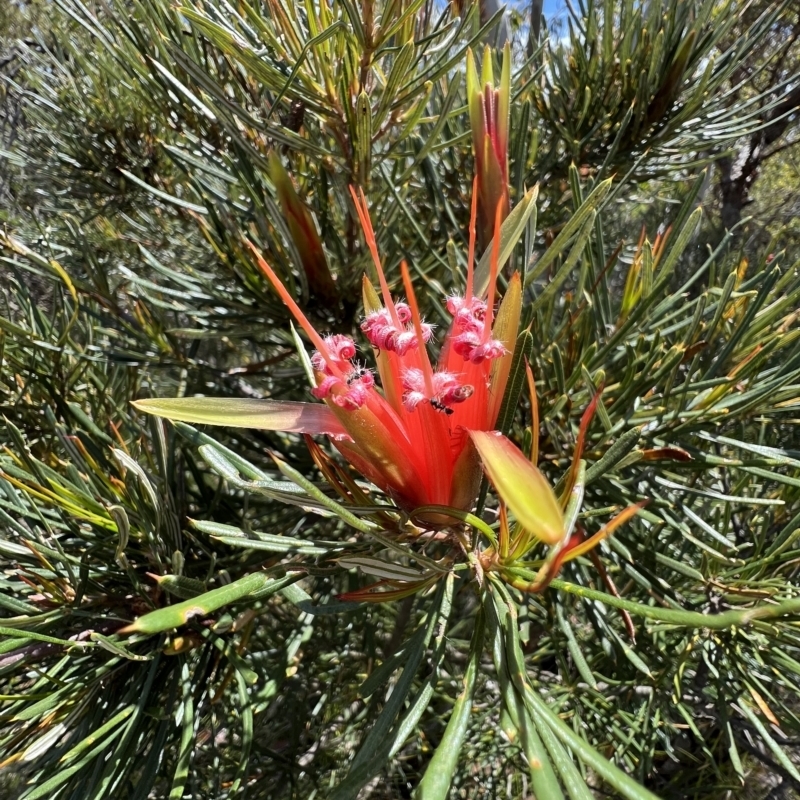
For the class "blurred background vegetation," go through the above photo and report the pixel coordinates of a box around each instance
[1,0,800,798]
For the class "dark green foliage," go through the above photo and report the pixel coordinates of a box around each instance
[1,1,800,798]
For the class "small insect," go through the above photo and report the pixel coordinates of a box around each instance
[280,99,306,133]
[430,398,455,415]
[346,366,371,385]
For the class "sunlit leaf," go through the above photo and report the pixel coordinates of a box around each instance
[470,431,563,545]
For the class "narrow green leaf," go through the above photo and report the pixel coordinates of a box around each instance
[486,584,564,799]
[169,662,194,800]
[530,212,596,313]
[550,579,800,629]
[133,397,349,439]
[475,186,539,295]
[117,169,207,214]
[737,700,800,783]
[584,428,642,484]
[332,580,452,800]
[359,627,427,698]
[413,613,484,799]
[525,179,612,288]
[0,626,93,649]
[191,519,336,555]
[523,685,661,800]
[122,572,299,634]
[555,604,596,689]
[495,329,534,437]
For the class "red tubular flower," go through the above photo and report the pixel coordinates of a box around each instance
[134,186,521,516]
[252,186,520,512]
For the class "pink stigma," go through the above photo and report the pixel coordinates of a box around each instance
[447,295,505,364]
[401,368,473,414]
[310,335,373,410]
[361,302,432,355]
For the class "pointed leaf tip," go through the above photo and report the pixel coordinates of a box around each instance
[474,186,538,296]
[470,431,563,545]
[132,397,351,440]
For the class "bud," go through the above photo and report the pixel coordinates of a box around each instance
[466,43,511,248]
[269,152,337,302]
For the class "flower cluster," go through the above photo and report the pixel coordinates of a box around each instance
[400,368,473,413]
[251,186,522,511]
[447,296,506,363]
[360,302,433,355]
[134,182,640,600]
[309,334,375,410]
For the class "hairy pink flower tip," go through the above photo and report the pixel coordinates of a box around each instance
[469,339,507,364]
[333,370,374,410]
[312,365,373,410]
[401,368,473,414]
[311,375,341,399]
[452,330,481,359]
[361,303,432,354]
[309,336,372,409]
[310,351,326,373]
[402,390,428,411]
[447,296,486,327]
[326,334,357,362]
[311,334,357,375]
[447,295,504,363]
[445,296,464,314]
[401,368,426,411]
[395,302,412,323]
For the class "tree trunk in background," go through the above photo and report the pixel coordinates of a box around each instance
[717,153,753,231]
[716,83,800,232]
[480,0,510,47]
[528,0,544,54]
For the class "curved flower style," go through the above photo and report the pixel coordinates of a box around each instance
[254,187,521,512]
[134,186,520,516]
